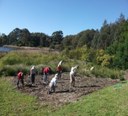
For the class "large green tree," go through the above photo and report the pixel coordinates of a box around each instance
[0,33,8,46]
[51,31,63,45]
[8,28,20,45]
[107,15,128,69]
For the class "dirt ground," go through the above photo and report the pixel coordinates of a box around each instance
[12,73,118,107]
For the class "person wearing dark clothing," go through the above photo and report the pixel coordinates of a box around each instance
[30,66,36,85]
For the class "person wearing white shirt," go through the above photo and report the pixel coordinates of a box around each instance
[48,73,58,94]
[70,65,79,87]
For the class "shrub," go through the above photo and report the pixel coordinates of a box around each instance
[0,50,124,79]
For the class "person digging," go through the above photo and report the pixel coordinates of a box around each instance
[48,73,58,94]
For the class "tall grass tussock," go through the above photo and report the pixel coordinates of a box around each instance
[0,50,124,79]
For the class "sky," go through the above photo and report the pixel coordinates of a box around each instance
[0,0,128,36]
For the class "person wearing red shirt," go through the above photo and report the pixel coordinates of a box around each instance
[56,60,63,79]
[17,70,24,88]
[43,67,51,84]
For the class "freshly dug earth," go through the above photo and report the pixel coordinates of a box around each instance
[12,73,118,107]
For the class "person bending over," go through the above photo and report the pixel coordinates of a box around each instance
[48,73,58,94]
[70,65,79,87]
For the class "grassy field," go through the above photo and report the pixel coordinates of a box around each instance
[53,81,128,116]
[0,78,52,116]
[1,77,128,116]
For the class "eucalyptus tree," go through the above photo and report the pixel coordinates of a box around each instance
[51,30,63,45]
[0,33,8,46]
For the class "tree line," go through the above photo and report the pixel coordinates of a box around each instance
[0,14,128,69]
[0,28,63,49]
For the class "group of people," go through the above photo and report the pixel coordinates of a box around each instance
[16,60,79,94]
[17,65,36,88]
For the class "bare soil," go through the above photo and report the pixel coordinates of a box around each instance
[12,73,118,107]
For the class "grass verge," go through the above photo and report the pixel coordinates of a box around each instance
[53,81,128,116]
[0,78,52,116]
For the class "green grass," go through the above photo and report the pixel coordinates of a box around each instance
[0,51,124,79]
[0,78,52,116]
[1,77,128,116]
[53,81,128,116]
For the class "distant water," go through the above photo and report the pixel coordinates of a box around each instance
[0,47,14,52]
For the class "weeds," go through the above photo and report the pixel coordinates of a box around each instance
[0,51,124,79]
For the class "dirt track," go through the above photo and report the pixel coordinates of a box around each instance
[12,73,118,107]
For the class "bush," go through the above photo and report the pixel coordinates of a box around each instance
[0,50,124,79]
[0,66,17,76]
